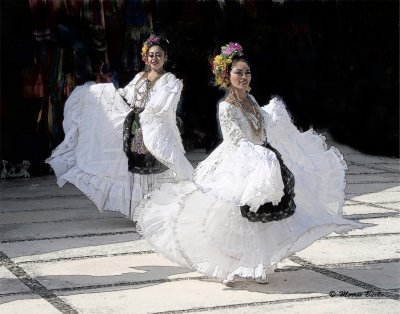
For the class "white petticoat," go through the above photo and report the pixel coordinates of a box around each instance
[134,97,363,281]
[46,82,176,218]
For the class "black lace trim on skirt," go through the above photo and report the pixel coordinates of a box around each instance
[240,142,296,223]
[123,110,168,174]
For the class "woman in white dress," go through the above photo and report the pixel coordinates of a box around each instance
[47,35,193,218]
[134,42,363,285]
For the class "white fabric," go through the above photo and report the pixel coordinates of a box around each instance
[47,73,193,218]
[194,100,285,209]
[140,75,193,180]
[135,96,363,282]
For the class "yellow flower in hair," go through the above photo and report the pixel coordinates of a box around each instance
[213,55,223,64]
[141,43,149,62]
[212,42,243,89]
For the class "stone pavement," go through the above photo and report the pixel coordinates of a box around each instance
[0,139,399,314]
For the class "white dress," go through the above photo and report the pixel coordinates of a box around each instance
[47,72,193,218]
[134,96,363,282]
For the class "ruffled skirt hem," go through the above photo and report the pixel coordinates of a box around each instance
[134,98,363,282]
[47,154,134,217]
[134,181,362,282]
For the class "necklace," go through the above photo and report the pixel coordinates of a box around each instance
[131,70,165,111]
[228,91,263,136]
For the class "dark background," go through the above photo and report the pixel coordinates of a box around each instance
[1,0,398,176]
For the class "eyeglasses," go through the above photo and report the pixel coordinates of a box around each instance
[148,52,164,59]
[232,70,251,77]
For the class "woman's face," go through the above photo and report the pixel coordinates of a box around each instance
[147,45,167,72]
[229,60,251,91]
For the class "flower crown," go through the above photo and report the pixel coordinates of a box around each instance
[141,34,168,63]
[212,42,244,89]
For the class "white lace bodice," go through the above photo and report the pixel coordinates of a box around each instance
[119,71,193,180]
[194,95,268,185]
[118,72,177,109]
[219,95,267,146]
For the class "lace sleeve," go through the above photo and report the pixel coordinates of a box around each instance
[117,72,143,106]
[219,101,247,146]
[141,73,183,117]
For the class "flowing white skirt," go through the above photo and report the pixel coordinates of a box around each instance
[47,82,176,218]
[134,98,363,281]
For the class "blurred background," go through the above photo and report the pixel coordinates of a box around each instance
[1,0,398,176]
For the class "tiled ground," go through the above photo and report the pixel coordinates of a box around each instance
[0,143,399,314]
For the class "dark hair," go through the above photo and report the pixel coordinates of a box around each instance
[228,56,251,73]
[147,36,169,55]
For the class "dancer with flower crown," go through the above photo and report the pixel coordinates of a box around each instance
[47,35,193,218]
[134,42,363,285]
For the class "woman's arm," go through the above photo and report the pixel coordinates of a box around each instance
[143,73,182,116]
[139,73,193,180]
[117,72,144,106]
[218,101,248,146]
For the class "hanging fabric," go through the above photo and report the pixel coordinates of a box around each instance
[28,0,62,41]
[22,62,45,98]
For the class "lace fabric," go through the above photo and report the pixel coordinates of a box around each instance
[46,72,192,217]
[194,99,285,210]
[240,141,296,223]
[133,95,363,282]
[123,109,168,174]
[120,72,193,179]
[221,97,296,217]
[219,100,266,146]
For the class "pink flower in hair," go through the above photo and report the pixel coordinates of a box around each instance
[148,35,159,44]
[222,42,243,56]
[211,42,245,89]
